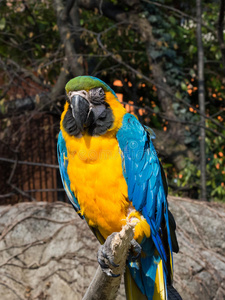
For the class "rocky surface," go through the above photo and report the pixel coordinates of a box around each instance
[0,197,224,300]
[170,196,225,300]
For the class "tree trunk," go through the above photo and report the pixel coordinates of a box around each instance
[218,0,225,74]
[196,0,207,201]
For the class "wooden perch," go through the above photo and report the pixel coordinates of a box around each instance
[83,224,134,300]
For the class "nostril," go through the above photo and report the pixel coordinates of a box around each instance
[81,90,89,99]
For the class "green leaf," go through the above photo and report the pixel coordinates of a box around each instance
[27,16,35,25]
[148,15,158,23]
[215,51,222,60]
[189,69,196,77]
[189,45,197,54]
[165,49,176,58]
[181,82,187,91]
[185,136,194,144]
[35,44,41,51]
[169,30,176,39]
[150,50,162,59]
[210,45,217,52]
[153,106,160,113]
[0,18,6,30]
[172,103,180,110]
[168,16,176,25]
[180,108,187,114]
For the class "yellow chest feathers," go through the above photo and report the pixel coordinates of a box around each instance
[63,131,130,238]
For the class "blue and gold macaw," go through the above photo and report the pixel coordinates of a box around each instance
[57,76,180,300]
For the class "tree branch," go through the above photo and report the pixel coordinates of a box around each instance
[0,58,47,88]
[53,0,83,76]
[0,157,59,169]
[50,59,70,102]
[82,224,134,300]
[77,0,128,22]
[217,0,225,73]
[52,0,84,101]
[197,0,207,200]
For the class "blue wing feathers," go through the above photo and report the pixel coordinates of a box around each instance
[132,181,148,211]
[145,187,157,219]
[156,185,163,228]
[117,113,173,298]
[57,131,83,217]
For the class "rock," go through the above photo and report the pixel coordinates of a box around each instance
[169,196,225,300]
[0,197,224,300]
[0,202,105,300]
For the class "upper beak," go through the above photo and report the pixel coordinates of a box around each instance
[70,94,93,131]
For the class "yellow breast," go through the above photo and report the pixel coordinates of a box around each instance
[62,129,129,238]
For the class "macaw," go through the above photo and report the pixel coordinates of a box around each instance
[57,76,180,300]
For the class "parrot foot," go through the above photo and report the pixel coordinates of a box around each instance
[130,239,142,260]
[97,232,120,277]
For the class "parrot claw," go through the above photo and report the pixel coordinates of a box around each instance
[97,257,109,269]
[130,239,142,260]
[103,251,119,267]
[105,269,120,278]
[97,232,120,277]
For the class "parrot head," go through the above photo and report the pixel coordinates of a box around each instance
[61,76,126,136]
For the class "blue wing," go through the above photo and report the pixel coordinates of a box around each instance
[57,131,83,218]
[116,113,173,297]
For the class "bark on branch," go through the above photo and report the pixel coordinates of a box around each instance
[196,0,206,200]
[218,0,225,73]
[52,0,84,101]
[83,225,134,300]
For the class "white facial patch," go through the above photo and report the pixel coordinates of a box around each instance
[67,90,90,102]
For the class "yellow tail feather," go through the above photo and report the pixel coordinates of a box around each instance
[124,266,147,300]
[153,259,167,300]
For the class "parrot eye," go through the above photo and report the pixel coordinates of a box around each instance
[99,88,104,96]
[89,87,105,105]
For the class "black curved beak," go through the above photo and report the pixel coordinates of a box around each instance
[71,95,93,131]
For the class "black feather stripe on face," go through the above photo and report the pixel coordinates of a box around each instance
[88,106,114,136]
[63,108,81,136]
[63,104,114,137]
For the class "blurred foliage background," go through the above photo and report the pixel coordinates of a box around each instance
[0,0,224,204]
